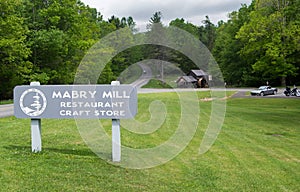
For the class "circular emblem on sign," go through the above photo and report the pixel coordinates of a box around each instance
[19,88,47,117]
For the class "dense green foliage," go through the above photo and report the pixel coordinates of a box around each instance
[1,0,299,99]
[0,92,299,191]
[215,0,300,86]
[0,0,140,99]
[0,0,30,98]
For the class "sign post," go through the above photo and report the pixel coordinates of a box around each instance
[14,82,137,161]
[111,81,121,162]
[30,82,42,153]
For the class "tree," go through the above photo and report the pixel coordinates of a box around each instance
[126,16,137,33]
[146,11,162,30]
[213,4,255,86]
[108,15,137,32]
[236,0,300,86]
[0,0,31,99]
[106,16,139,80]
[169,18,198,38]
[199,16,217,51]
[145,12,169,80]
[149,11,162,24]
[23,0,101,84]
[168,18,199,73]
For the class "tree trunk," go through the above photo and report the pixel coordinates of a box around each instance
[281,76,286,86]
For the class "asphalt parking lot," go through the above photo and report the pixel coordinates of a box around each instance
[231,89,300,99]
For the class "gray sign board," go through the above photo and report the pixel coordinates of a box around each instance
[14,85,137,119]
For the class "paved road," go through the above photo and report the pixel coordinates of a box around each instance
[0,104,14,118]
[130,63,152,89]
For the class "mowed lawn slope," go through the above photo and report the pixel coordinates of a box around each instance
[0,92,299,191]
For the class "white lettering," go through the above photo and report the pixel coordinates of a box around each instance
[60,110,90,116]
[79,91,87,98]
[89,91,96,98]
[72,91,79,99]
[111,102,124,107]
[84,102,90,107]
[60,110,65,116]
[102,91,112,98]
[98,102,103,107]
[53,91,97,99]
[60,101,126,108]
[52,91,62,98]
[60,102,66,107]
[102,91,130,99]
[66,110,72,116]
[104,102,111,107]
[94,110,126,117]
[63,91,71,98]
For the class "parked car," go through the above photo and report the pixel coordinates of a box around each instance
[250,86,278,96]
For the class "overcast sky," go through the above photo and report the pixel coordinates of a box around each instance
[81,0,252,31]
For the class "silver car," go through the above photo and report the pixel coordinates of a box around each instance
[251,86,278,96]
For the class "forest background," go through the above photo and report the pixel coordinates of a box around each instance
[0,0,299,99]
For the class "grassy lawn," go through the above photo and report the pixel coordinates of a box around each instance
[0,92,299,191]
[0,99,13,105]
[142,79,173,88]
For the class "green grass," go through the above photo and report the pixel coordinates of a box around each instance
[142,79,173,88]
[0,92,299,191]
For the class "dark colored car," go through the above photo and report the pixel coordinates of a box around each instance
[250,86,278,96]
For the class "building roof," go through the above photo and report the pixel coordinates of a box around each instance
[177,76,197,83]
[189,70,208,77]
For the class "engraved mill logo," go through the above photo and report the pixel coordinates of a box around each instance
[19,88,47,117]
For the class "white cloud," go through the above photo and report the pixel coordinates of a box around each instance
[82,0,252,31]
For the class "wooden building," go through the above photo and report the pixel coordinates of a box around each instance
[176,76,197,88]
[177,70,209,88]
